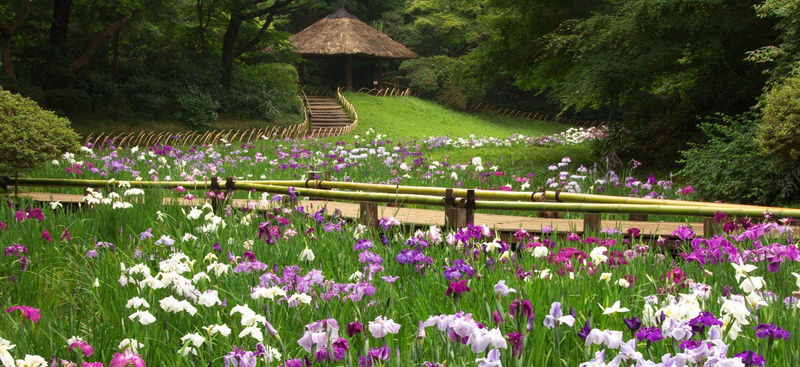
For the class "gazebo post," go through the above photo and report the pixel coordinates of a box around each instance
[298,61,305,86]
[378,58,384,90]
[346,55,353,91]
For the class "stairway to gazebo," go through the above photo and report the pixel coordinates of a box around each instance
[307,95,353,134]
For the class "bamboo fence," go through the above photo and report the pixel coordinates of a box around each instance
[468,102,612,127]
[356,87,413,97]
[82,95,312,149]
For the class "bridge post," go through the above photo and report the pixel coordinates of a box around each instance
[359,202,379,227]
[210,177,221,213]
[465,190,476,226]
[628,213,648,221]
[225,177,235,207]
[583,213,602,234]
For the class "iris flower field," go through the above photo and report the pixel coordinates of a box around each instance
[1,128,798,367]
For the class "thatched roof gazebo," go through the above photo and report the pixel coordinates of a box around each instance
[289,0,419,91]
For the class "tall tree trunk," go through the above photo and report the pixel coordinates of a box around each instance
[197,0,217,57]
[0,0,31,79]
[68,13,132,72]
[1,35,15,78]
[220,13,243,89]
[112,31,120,71]
[49,0,72,46]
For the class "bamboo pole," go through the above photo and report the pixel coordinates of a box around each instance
[543,191,785,211]
[473,201,800,218]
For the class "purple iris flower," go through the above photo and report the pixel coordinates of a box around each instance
[636,327,664,343]
[324,221,342,232]
[689,311,722,336]
[223,345,257,367]
[354,239,374,251]
[139,228,153,240]
[623,317,642,333]
[755,323,791,340]
[734,350,765,367]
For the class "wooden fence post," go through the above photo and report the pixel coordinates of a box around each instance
[465,189,476,226]
[210,177,221,213]
[584,213,602,234]
[359,202,379,227]
[225,177,235,207]
[444,189,460,230]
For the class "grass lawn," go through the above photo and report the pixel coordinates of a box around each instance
[341,92,571,140]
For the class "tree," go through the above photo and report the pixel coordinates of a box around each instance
[220,0,300,88]
[472,0,774,165]
[0,0,30,79]
[0,87,80,178]
[402,0,486,57]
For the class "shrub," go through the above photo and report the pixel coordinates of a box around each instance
[757,75,800,168]
[679,113,789,205]
[400,56,488,109]
[175,86,219,128]
[220,63,300,121]
[0,88,80,178]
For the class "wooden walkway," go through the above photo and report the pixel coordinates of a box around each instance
[15,192,703,238]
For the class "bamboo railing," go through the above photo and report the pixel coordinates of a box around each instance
[468,103,612,127]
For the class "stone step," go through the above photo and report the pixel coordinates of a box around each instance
[312,119,352,124]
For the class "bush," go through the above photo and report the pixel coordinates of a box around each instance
[220,63,300,121]
[175,86,220,128]
[757,75,800,168]
[400,56,488,109]
[679,113,789,205]
[0,88,80,178]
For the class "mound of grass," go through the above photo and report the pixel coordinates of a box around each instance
[342,92,570,140]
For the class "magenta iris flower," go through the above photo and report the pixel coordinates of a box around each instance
[672,225,695,241]
[109,350,146,367]
[69,341,95,357]
[347,321,364,337]
[6,305,40,323]
[445,280,470,296]
[61,229,72,241]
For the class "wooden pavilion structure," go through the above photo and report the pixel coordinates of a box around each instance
[289,0,419,90]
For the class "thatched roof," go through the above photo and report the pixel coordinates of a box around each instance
[289,7,419,60]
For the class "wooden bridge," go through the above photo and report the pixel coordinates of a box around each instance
[15,191,709,240]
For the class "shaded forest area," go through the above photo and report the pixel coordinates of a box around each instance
[3,0,800,204]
